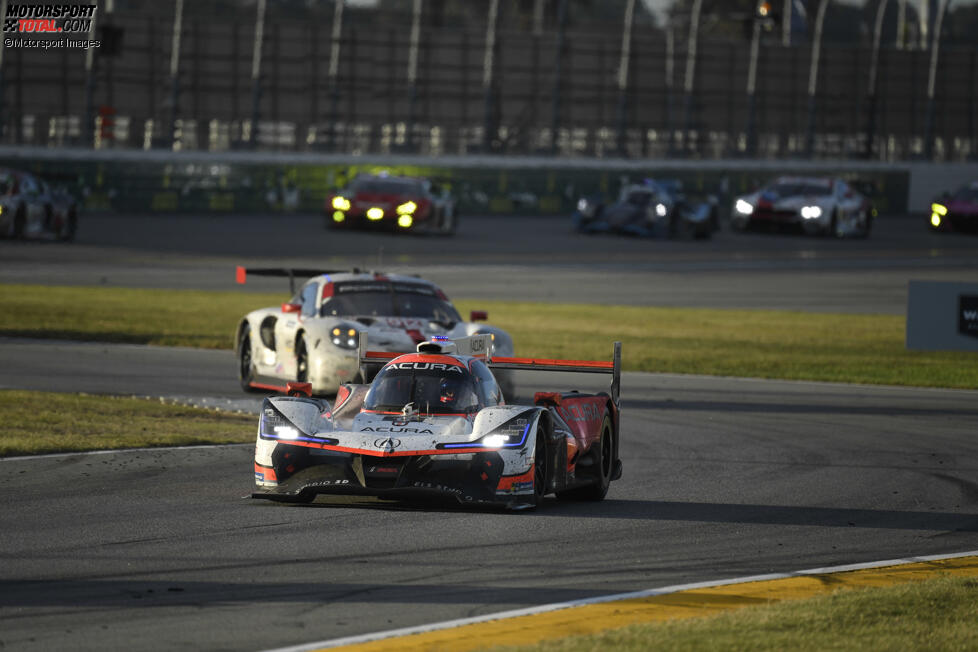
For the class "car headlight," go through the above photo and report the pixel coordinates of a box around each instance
[366,207,384,220]
[435,415,531,450]
[735,199,754,215]
[576,198,596,218]
[800,205,823,219]
[931,203,948,217]
[655,203,668,217]
[330,323,358,350]
[396,201,417,216]
[332,196,351,211]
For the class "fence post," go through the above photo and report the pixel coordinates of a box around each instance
[804,0,829,157]
[744,18,762,156]
[482,0,499,152]
[923,0,949,160]
[615,0,635,156]
[83,1,100,147]
[680,0,703,156]
[249,0,266,149]
[327,0,344,150]
[168,0,185,149]
[864,0,892,159]
[549,0,568,155]
[406,0,422,152]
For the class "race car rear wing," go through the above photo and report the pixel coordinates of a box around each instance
[357,332,622,408]
[236,266,366,294]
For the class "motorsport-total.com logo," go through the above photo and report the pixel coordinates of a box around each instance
[3,3,100,49]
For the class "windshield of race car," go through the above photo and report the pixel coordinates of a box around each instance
[351,177,425,195]
[364,363,480,414]
[321,282,462,323]
[766,181,833,197]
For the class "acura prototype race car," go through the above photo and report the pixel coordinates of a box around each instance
[731,176,873,237]
[252,334,622,509]
[235,267,514,397]
[929,182,978,233]
[0,168,78,241]
[325,173,457,235]
[573,178,718,239]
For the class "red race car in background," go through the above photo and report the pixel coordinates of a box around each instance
[325,172,457,235]
[930,182,978,233]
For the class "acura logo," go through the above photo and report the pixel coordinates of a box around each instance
[374,437,402,450]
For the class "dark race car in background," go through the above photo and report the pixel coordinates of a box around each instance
[930,182,978,233]
[731,176,873,238]
[573,178,718,239]
[0,169,78,241]
[325,173,457,235]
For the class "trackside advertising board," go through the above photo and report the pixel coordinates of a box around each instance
[906,281,978,352]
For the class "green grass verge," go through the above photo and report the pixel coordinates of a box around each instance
[492,575,978,652]
[1,283,976,388]
[0,390,254,457]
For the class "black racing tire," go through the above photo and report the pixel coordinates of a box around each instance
[295,334,309,383]
[826,209,839,237]
[59,209,78,242]
[238,331,258,392]
[531,427,549,508]
[556,415,613,502]
[858,209,873,239]
[13,205,26,238]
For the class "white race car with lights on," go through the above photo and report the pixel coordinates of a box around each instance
[252,334,622,510]
[325,173,457,235]
[731,176,874,237]
[234,267,514,397]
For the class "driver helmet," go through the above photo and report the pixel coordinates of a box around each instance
[439,377,458,404]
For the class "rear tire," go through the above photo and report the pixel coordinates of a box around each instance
[556,415,613,502]
[531,428,549,508]
[296,335,309,383]
[13,206,25,238]
[59,209,77,242]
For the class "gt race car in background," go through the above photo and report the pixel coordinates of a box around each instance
[325,172,457,235]
[252,334,622,510]
[731,176,874,237]
[929,182,978,233]
[235,267,514,397]
[0,168,78,241]
[573,178,718,239]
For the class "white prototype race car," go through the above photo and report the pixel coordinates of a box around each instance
[234,267,515,396]
[731,176,874,237]
[252,334,623,509]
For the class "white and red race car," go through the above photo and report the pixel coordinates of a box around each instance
[235,268,514,397]
[252,334,622,510]
[731,176,874,237]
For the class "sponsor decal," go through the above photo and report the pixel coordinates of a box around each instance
[960,295,978,339]
[558,402,602,423]
[391,362,461,373]
[373,437,402,449]
[363,425,433,434]
[306,479,351,488]
[413,481,462,495]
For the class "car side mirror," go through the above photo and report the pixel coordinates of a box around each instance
[281,302,302,314]
[470,310,488,322]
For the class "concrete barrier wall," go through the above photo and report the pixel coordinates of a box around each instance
[1,145,974,215]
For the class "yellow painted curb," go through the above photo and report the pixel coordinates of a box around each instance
[326,556,978,652]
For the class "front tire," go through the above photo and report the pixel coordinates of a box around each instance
[238,331,258,392]
[295,334,309,383]
[531,428,549,508]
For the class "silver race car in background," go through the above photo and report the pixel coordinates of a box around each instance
[234,267,514,397]
[252,334,622,510]
[731,176,874,237]
[0,168,78,241]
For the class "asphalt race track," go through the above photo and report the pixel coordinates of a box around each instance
[1,212,978,651]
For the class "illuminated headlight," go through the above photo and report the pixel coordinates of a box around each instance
[931,213,942,227]
[481,434,511,448]
[366,207,384,220]
[0,205,4,215]
[800,205,822,219]
[436,420,530,450]
[330,324,358,350]
[397,214,413,228]
[274,425,299,440]
[655,203,668,217]
[931,203,948,217]
[735,199,754,215]
[396,201,417,216]
[332,196,351,211]
[332,210,345,222]
[576,198,596,218]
